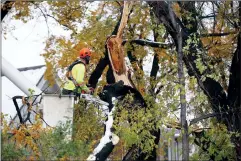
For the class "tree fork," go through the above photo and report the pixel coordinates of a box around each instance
[88,4,125,88]
[106,1,134,87]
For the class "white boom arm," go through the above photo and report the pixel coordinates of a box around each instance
[1,57,42,96]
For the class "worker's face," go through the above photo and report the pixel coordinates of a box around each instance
[84,56,91,64]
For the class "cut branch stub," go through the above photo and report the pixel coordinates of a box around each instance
[106,36,126,75]
[106,36,134,88]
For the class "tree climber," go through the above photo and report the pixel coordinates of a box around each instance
[62,48,94,95]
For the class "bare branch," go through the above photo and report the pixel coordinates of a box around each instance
[115,1,122,7]
[31,2,50,37]
[154,68,175,95]
[32,110,52,127]
[123,39,173,48]
[199,14,216,19]
[155,85,164,95]
[190,113,218,125]
[116,1,133,38]
[200,32,237,37]
[46,14,77,35]
[12,96,24,124]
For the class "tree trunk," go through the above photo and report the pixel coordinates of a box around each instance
[177,20,189,161]
[1,1,14,21]
[148,1,240,160]
[167,2,189,160]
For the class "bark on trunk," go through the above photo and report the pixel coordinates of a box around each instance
[178,24,189,161]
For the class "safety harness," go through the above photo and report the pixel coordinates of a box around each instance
[66,59,86,88]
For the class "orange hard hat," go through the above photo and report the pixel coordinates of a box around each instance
[79,48,91,58]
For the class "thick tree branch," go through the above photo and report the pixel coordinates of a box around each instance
[1,1,14,21]
[199,14,216,19]
[12,96,24,124]
[115,1,122,7]
[148,1,178,44]
[116,1,133,38]
[123,39,172,48]
[226,2,241,139]
[200,32,237,37]
[1,1,35,21]
[227,35,240,110]
[190,113,218,125]
[150,10,161,81]
[150,54,159,78]
[88,55,110,88]
[87,102,118,160]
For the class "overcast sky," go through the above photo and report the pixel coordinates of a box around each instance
[2,11,72,68]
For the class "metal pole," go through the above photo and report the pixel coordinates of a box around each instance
[1,57,42,96]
